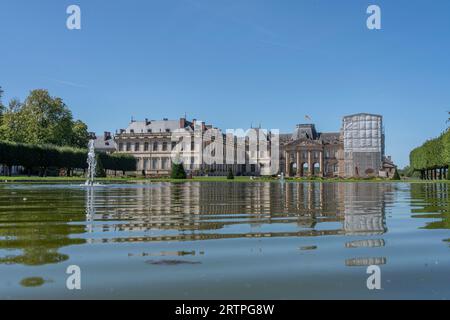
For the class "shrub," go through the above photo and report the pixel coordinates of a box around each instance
[227,168,234,180]
[392,169,401,181]
[171,162,186,179]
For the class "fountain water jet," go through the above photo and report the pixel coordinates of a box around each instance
[85,140,97,186]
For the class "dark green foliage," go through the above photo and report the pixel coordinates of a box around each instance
[227,168,234,180]
[95,155,106,178]
[0,141,136,175]
[392,169,401,181]
[171,162,187,179]
[98,153,137,173]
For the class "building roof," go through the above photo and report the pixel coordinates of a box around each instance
[319,132,341,143]
[292,124,318,140]
[124,119,183,134]
[343,113,382,119]
[94,135,116,151]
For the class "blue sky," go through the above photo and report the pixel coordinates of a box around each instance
[1,0,450,167]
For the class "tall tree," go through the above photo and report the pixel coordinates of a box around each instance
[0,86,5,125]
[0,89,90,148]
[0,86,4,114]
[16,89,74,146]
[0,99,25,142]
[71,120,90,148]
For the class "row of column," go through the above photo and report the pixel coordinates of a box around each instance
[421,167,448,180]
[284,150,324,177]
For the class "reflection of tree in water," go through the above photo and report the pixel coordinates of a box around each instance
[0,187,86,266]
[410,183,450,231]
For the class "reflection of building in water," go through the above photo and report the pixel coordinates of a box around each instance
[343,183,391,236]
[90,182,392,242]
[345,257,387,267]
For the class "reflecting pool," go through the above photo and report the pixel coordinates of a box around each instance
[0,182,449,299]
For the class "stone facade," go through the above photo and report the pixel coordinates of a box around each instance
[281,124,344,178]
[113,114,396,178]
[114,118,273,177]
[280,114,396,178]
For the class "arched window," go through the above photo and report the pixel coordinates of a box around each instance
[314,163,320,175]
[302,163,309,177]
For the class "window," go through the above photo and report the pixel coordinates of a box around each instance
[144,142,149,151]
[126,143,131,151]
[147,129,152,133]
[165,129,170,133]
[119,143,123,151]
[162,158,168,169]
[152,159,158,170]
[130,129,134,134]
[135,143,140,151]
[153,142,158,151]
[171,142,177,150]
[191,141,195,151]
[162,142,168,151]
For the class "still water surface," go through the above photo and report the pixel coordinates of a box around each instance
[0,181,449,299]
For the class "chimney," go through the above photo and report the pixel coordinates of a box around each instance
[104,131,111,140]
[180,117,186,128]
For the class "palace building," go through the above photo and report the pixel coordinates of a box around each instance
[281,124,344,178]
[281,113,396,178]
[112,113,396,178]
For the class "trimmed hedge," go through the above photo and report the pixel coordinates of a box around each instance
[410,130,450,170]
[0,141,136,173]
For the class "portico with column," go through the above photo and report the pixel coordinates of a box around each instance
[283,141,325,178]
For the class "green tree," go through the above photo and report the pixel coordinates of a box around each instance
[95,154,106,178]
[19,90,74,146]
[71,120,90,148]
[0,99,25,142]
[392,169,401,181]
[171,162,187,179]
[227,167,234,180]
[0,86,4,117]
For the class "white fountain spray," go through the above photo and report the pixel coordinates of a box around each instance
[85,139,97,186]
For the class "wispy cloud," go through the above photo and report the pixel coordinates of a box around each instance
[44,77,88,88]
